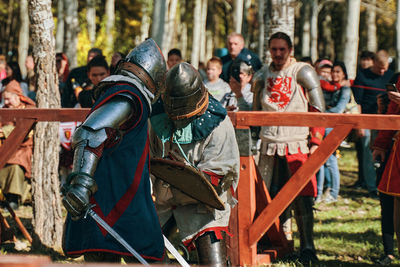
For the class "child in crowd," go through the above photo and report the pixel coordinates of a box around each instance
[315,61,352,203]
[221,60,254,111]
[76,55,110,108]
[204,56,231,101]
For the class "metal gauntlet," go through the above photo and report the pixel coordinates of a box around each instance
[62,173,98,220]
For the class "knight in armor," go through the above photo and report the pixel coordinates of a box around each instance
[62,39,167,263]
[150,62,240,267]
[252,32,325,264]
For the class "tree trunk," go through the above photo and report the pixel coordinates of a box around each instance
[396,0,400,72]
[233,0,243,34]
[258,0,265,61]
[310,0,318,63]
[205,30,213,63]
[300,0,311,58]
[264,0,296,63]
[343,0,361,79]
[105,0,115,54]
[18,0,29,78]
[64,0,78,68]
[191,0,202,68]
[181,21,188,60]
[162,0,178,57]
[135,0,152,45]
[28,0,63,251]
[151,0,166,49]
[199,0,208,64]
[321,12,334,59]
[4,0,15,58]
[55,0,64,52]
[242,0,251,46]
[366,0,377,52]
[87,0,96,47]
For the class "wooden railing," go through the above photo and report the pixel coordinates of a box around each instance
[1,109,399,266]
[227,111,400,266]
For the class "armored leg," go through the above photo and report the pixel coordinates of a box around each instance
[195,231,228,267]
[293,196,318,264]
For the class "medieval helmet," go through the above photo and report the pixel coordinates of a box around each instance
[163,62,209,128]
[118,38,167,101]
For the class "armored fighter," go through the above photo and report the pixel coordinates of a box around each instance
[62,39,167,263]
[252,32,325,264]
[150,62,240,267]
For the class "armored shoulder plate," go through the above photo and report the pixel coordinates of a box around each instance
[297,65,325,112]
[73,94,136,149]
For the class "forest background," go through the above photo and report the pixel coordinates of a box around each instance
[0,0,399,254]
[0,0,399,79]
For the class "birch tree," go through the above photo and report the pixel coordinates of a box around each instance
[64,0,79,68]
[264,0,296,62]
[162,0,178,57]
[300,0,311,58]
[87,0,96,47]
[199,0,208,64]
[233,0,244,34]
[105,0,115,54]
[310,0,318,62]
[151,0,167,49]
[28,0,63,250]
[366,0,377,52]
[180,0,188,59]
[135,0,152,45]
[258,0,265,60]
[18,0,29,78]
[55,0,64,52]
[343,0,361,79]
[191,0,202,68]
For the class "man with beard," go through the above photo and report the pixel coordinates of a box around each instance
[252,31,325,264]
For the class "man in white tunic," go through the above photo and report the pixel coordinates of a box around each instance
[150,62,240,267]
[253,32,325,264]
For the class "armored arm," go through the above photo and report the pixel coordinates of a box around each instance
[297,65,325,112]
[62,92,139,220]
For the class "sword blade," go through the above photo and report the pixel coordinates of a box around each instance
[163,235,190,267]
[87,209,149,265]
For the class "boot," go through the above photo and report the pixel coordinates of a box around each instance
[293,196,318,264]
[195,231,228,267]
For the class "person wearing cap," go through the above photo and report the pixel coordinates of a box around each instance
[316,59,333,81]
[0,80,36,210]
[222,48,261,111]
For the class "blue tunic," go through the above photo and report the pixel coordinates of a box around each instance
[63,84,164,261]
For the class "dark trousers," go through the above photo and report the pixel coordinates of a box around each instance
[377,149,394,256]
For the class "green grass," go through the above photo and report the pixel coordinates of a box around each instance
[272,146,400,266]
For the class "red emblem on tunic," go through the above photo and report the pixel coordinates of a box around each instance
[266,77,292,109]
[64,130,71,140]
